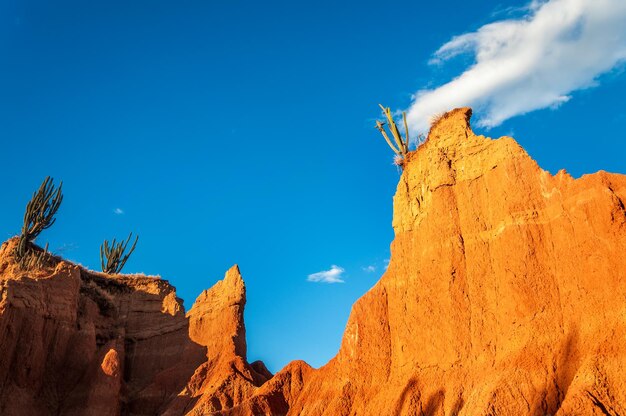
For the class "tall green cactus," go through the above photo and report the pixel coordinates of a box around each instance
[17,176,63,262]
[100,233,139,274]
[375,104,410,162]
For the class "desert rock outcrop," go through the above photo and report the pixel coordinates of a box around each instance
[2,108,625,415]
[280,108,626,415]
[0,240,268,415]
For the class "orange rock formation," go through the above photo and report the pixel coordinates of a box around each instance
[1,108,625,415]
[0,242,269,415]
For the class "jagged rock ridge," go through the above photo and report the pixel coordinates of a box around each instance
[279,108,626,415]
[1,108,625,415]
[0,241,270,416]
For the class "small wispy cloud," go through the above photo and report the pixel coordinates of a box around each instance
[406,0,626,134]
[362,265,376,273]
[307,265,345,284]
[113,208,124,215]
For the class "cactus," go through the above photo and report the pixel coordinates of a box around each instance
[100,233,139,274]
[17,177,63,262]
[375,104,411,164]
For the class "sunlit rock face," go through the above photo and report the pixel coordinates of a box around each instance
[1,108,625,415]
[260,108,626,415]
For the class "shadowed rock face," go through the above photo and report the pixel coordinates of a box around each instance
[2,108,626,415]
[0,242,270,416]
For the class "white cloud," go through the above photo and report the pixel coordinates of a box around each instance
[406,0,626,134]
[307,265,345,284]
[362,265,376,273]
[113,208,124,215]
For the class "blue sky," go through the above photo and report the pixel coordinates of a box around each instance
[1,0,625,372]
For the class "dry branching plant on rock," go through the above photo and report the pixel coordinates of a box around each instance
[100,232,139,274]
[16,176,63,268]
[20,242,52,270]
[375,104,411,167]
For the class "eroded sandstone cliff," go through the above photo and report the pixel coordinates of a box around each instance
[278,108,626,415]
[0,240,269,416]
[2,108,625,415]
